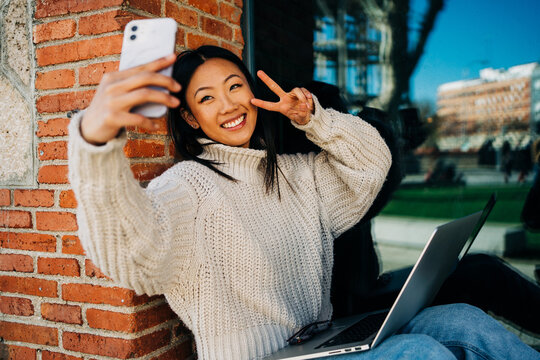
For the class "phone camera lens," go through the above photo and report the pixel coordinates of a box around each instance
[132,25,138,31]
[130,34,136,40]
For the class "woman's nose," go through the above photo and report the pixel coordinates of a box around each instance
[220,95,238,114]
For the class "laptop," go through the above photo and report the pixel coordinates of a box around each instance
[265,193,496,360]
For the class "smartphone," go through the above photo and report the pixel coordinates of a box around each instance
[119,18,177,118]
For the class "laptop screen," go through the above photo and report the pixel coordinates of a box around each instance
[458,193,497,261]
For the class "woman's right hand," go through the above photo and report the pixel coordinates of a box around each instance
[80,54,181,145]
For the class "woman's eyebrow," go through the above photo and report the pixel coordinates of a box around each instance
[224,74,241,82]
[193,74,242,98]
[194,86,211,97]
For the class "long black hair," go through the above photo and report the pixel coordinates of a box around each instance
[168,45,280,194]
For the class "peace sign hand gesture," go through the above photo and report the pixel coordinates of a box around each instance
[251,71,314,126]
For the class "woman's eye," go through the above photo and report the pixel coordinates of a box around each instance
[200,95,212,103]
[230,83,242,91]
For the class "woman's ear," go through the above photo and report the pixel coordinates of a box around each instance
[182,109,200,129]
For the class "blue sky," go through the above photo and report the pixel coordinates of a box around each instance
[410,0,540,106]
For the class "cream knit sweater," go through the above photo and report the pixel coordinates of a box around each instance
[68,97,391,360]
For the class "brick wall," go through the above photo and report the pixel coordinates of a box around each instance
[0,1,244,359]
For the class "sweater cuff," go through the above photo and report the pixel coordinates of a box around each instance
[68,111,127,153]
[291,95,334,142]
[68,111,130,188]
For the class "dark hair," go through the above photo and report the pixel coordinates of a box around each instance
[168,45,280,194]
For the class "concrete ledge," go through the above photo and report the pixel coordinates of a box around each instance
[373,216,524,256]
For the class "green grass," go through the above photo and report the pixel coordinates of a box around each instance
[527,232,540,251]
[381,185,528,223]
[380,185,540,250]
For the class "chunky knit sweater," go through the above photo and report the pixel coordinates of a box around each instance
[67,97,391,360]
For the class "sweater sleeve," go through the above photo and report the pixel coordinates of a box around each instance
[67,112,197,296]
[292,96,392,237]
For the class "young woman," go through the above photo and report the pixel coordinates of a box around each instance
[69,45,538,360]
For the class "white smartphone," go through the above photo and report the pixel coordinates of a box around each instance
[119,18,177,118]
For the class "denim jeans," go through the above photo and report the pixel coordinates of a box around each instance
[320,304,539,360]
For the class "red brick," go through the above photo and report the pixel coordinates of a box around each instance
[14,189,54,207]
[130,162,173,182]
[0,321,58,346]
[38,257,80,277]
[79,10,129,35]
[0,296,34,316]
[202,16,233,40]
[35,0,123,18]
[129,0,162,16]
[36,211,78,231]
[38,141,68,160]
[36,69,75,90]
[234,27,244,45]
[61,235,85,255]
[127,116,168,134]
[151,340,193,360]
[36,35,123,66]
[85,259,110,280]
[33,19,76,43]
[219,2,242,25]
[169,141,177,158]
[188,0,218,16]
[124,139,166,158]
[42,351,83,360]
[186,32,219,49]
[5,345,37,360]
[85,309,135,332]
[62,283,151,306]
[0,210,32,228]
[79,61,119,86]
[60,190,77,208]
[63,329,170,358]
[41,303,82,325]
[0,232,56,252]
[38,165,69,184]
[234,0,243,8]
[37,118,70,137]
[36,90,95,114]
[221,42,243,58]
[0,189,11,206]
[165,1,198,28]
[0,276,57,297]
[176,26,186,47]
[0,254,33,272]
[87,303,175,332]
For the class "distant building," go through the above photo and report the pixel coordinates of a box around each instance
[312,3,380,112]
[530,65,540,134]
[436,62,539,152]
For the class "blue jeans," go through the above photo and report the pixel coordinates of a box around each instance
[320,304,539,359]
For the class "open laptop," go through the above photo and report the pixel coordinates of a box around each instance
[265,193,496,360]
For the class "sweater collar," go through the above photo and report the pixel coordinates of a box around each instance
[198,139,266,183]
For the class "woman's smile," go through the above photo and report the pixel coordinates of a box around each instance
[221,114,246,129]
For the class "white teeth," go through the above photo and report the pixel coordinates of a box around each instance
[222,115,245,128]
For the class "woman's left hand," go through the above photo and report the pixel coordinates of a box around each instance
[251,70,314,126]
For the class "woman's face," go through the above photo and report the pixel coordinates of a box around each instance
[184,58,258,148]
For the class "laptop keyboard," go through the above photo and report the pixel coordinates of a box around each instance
[315,311,388,349]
